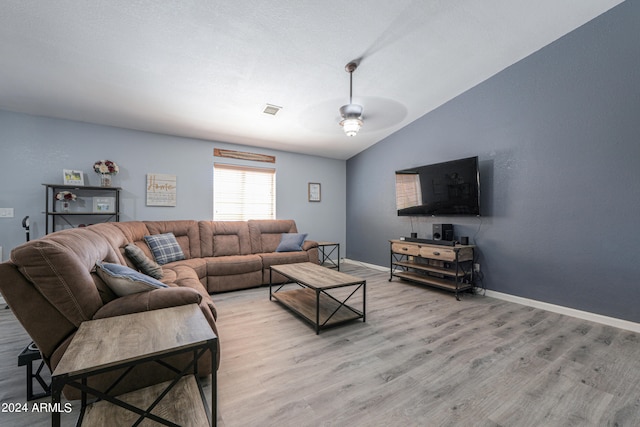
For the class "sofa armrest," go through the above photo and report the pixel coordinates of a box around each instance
[92,287,202,320]
[303,240,318,250]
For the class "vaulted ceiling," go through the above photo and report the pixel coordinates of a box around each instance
[0,1,623,159]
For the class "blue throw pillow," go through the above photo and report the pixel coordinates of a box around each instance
[144,232,185,265]
[95,262,168,297]
[276,233,308,252]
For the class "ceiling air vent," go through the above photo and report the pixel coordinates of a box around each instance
[263,104,282,116]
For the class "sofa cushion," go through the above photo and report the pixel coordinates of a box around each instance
[205,254,263,276]
[260,251,311,268]
[144,233,186,265]
[92,287,202,319]
[95,262,168,297]
[276,233,308,252]
[166,264,217,319]
[206,271,263,293]
[124,243,163,279]
[162,258,207,284]
[145,220,201,259]
[200,221,252,257]
[248,219,298,253]
[111,221,151,243]
[0,262,78,361]
[10,228,122,326]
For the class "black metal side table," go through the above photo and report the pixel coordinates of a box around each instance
[51,304,217,427]
[18,342,51,401]
[317,241,340,270]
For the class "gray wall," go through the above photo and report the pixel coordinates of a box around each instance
[346,1,640,322]
[0,111,346,259]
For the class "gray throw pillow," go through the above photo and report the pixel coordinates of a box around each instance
[276,233,308,252]
[95,262,168,297]
[144,232,185,265]
[124,243,163,279]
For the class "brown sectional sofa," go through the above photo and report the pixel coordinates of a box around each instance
[0,219,318,399]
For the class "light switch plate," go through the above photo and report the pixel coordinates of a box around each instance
[0,208,14,218]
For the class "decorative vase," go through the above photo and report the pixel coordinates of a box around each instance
[100,173,112,187]
[62,201,70,213]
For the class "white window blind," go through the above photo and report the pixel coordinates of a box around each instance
[213,163,276,221]
[395,173,422,209]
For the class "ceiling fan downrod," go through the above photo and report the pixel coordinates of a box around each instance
[339,61,363,137]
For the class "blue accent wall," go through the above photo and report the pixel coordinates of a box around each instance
[346,1,640,322]
[0,113,346,260]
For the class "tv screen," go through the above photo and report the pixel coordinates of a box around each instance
[395,156,480,216]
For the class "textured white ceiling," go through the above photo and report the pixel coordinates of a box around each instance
[0,1,623,159]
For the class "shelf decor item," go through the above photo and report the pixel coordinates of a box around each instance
[55,191,77,212]
[63,169,84,186]
[93,160,119,187]
[93,197,115,213]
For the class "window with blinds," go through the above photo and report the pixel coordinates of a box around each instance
[213,163,276,221]
[395,173,422,210]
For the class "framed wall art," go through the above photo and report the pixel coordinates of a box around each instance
[146,173,177,206]
[308,182,321,202]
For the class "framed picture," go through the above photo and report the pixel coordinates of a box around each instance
[63,169,84,186]
[146,173,177,207]
[93,197,115,213]
[308,182,321,202]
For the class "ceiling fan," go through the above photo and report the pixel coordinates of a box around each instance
[338,61,364,137]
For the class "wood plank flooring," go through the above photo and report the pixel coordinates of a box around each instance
[2,263,640,426]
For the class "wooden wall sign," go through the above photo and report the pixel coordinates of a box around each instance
[146,173,177,206]
[214,148,275,163]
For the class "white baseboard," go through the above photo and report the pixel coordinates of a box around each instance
[343,258,640,333]
[342,258,388,272]
[484,290,640,333]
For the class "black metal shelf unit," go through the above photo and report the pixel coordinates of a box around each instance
[43,183,121,234]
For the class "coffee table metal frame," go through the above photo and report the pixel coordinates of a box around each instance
[269,262,365,334]
[51,304,217,427]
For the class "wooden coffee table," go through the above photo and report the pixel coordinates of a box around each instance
[51,304,217,426]
[269,262,366,334]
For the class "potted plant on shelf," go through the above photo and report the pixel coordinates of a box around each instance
[55,191,77,212]
[93,160,119,187]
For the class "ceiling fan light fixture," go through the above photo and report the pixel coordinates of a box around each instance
[339,61,364,137]
[339,104,364,137]
[340,117,363,137]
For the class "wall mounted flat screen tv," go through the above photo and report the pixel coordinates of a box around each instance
[395,156,480,216]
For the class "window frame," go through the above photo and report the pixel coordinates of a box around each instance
[213,163,276,221]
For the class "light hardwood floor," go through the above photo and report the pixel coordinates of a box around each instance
[2,263,640,426]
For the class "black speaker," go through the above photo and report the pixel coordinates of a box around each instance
[433,224,454,241]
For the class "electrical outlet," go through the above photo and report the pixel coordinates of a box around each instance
[474,263,481,273]
[0,208,14,218]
